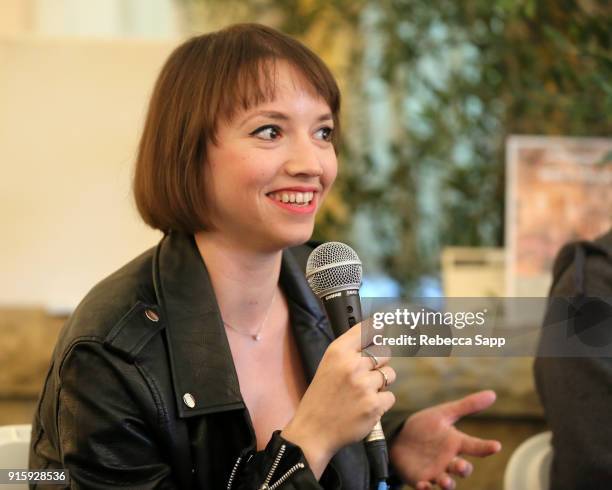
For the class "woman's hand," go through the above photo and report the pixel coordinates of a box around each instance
[389,390,501,489]
[281,323,396,478]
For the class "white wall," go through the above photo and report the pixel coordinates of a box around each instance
[32,0,181,38]
[0,36,179,311]
[0,0,182,38]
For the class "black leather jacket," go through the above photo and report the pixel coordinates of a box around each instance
[30,232,407,489]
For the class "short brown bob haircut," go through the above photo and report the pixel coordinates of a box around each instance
[133,23,341,234]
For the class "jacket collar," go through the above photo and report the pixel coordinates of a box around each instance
[152,231,334,418]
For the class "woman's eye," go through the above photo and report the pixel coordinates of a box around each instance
[315,126,334,142]
[251,125,281,140]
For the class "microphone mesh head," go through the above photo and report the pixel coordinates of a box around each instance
[305,242,362,298]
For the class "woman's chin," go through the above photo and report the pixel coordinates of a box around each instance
[268,225,315,250]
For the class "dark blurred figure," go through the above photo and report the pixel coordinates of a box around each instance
[534,228,612,490]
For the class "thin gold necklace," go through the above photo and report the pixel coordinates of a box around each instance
[222,289,277,342]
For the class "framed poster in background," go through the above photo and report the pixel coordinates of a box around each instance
[506,136,612,297]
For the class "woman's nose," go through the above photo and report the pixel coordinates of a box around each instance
[284,138,324,177]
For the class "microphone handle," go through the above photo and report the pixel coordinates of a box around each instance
[321,290,390,482]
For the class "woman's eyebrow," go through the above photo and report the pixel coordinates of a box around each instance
[239,110,333,128]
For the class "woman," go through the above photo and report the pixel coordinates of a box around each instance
[30,24,500,489]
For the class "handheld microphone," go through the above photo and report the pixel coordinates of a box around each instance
[305,242,389,486]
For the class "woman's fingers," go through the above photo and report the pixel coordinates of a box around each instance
[460,434,502,456]
[415,458,472,490]
[360,349,391,370]
[440,390,497,423]
[333,321,392,368]
[447,457,473,477]
[340,318,390,355]
[416,473,456,490]
[336,318,374,350]
[365,365,396,391]
[435,472,456,489]
[378,390,396,413]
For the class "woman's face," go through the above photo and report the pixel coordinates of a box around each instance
[203,62,338,252]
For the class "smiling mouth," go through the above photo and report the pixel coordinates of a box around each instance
[267,191,315,207]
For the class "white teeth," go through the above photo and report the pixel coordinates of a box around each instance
[270,191,314,205]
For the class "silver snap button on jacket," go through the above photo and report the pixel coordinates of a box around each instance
[183,393,196,408]
[145,309,159,322]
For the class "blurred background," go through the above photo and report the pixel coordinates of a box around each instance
[1,0,611,488]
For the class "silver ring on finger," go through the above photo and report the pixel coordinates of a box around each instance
[375,367,389,390]
[362,348,379,368]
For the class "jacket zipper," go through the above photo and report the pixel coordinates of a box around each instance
[226,455,242,490]
[267,462,306,489]
[263,444,286,486]
[228,444,306,490]
[259,444,306,490]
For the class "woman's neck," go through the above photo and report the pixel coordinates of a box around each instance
[193,231,282,329]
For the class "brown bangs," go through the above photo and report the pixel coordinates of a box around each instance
[133,23,341,234]
[209,25,341,146]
